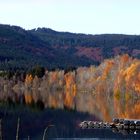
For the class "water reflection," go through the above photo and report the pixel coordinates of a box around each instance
[112,127,140,135]
[0,88,140,139]
[0,87,140,122]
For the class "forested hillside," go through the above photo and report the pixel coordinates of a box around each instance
[0,24,140,70]
[0,55,140,121]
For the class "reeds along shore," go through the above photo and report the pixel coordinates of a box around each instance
[0,118,54,140]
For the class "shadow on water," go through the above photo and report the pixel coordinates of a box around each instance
[0,103,140,140]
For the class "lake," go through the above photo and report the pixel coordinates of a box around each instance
[0,102,140,140]
[0,83,140,139]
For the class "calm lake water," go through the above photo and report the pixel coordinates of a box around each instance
[0,105,140,140]
[0,88,140,140]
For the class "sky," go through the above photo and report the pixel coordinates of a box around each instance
[0,0,140,35]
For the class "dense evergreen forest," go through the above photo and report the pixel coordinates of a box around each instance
[0,24,140,71]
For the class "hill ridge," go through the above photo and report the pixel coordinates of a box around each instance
[0,24,140,70]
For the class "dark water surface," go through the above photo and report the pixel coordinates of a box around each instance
[0,104,140,140]
[0,87,140,140]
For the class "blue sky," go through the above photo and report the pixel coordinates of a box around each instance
[0,0,140,34]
